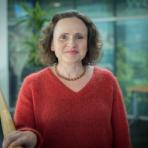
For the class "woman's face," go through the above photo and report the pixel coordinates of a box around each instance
[51,17,88,64]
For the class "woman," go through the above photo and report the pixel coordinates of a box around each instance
[3,10,131,148]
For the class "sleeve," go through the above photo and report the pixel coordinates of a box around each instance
[111,76,132,148]
[13,76,43,148]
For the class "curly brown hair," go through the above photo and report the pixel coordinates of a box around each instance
[39,10,102,66]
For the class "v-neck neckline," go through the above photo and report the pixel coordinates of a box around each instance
[47,66,96,95]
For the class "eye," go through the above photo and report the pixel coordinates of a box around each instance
[75,34,84,39]
[59,34,68,40]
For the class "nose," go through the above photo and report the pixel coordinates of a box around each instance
[67,37,76,48]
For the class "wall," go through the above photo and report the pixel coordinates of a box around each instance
[0,0,9,104]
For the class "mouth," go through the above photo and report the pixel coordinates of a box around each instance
[65,50,79,54]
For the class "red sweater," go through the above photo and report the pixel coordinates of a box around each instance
[14,66,131,148]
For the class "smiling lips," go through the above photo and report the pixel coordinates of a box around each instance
[65,49,79,55]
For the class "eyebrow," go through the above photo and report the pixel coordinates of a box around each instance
[60,32,87,35]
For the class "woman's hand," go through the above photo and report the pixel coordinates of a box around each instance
[2,130,37,148]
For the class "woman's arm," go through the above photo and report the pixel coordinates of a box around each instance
[111,76,132,148]
[3,76,43,148]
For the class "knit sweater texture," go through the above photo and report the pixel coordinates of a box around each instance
[14,66,131,148]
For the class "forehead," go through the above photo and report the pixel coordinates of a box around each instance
[54,17,87,34]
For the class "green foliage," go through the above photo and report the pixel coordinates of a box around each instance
[21,2,47,34]
[23,35,42,66]
[126,50,148,85]
[116,43,148,114]
[15,2,54,66]
[116,44,133,112]
[116,44,133,89]
[20,2,47,66]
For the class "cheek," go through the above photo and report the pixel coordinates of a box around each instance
[83,39,87,47]
[53,42,66,57]
[80,41,87,51]
[82,42,88,57]
[80,45,87,58]
[54,40,66,49]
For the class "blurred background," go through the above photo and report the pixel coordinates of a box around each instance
[0,0,148,147]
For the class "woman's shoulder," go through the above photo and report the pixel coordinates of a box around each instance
[94,66,114,77]
[93,66,118,84]
[22,67,51,84]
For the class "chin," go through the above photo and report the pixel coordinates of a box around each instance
[63,58,82,64]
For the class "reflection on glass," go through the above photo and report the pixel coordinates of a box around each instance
[117,19,148,84]
[77,0,114,18]
[95,22,115,71]
[117,0,148,16]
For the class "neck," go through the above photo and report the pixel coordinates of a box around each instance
[55,62,86,81]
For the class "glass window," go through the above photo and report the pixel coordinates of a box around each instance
[116,19,148,85]
[116,19,148,114]
[77,0,114,18]
[8,1,148,117]
[8,1,31,107]
[117,0,148,16]
[95,21,115,71]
